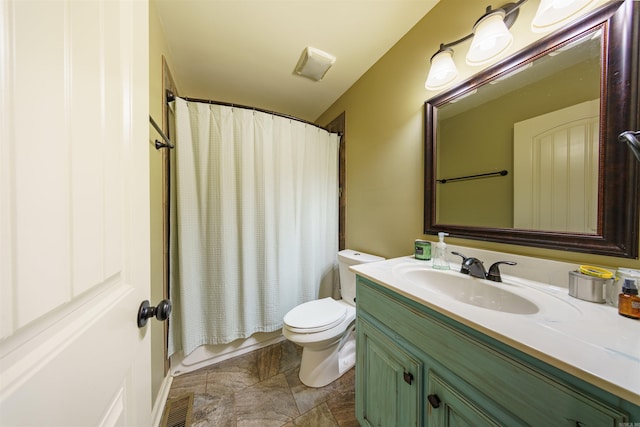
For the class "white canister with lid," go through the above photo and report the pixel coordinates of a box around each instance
[607,268,640,307]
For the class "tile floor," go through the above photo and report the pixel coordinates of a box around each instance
[166,340,358,426]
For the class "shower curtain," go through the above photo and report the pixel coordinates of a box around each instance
[168,97,340,357]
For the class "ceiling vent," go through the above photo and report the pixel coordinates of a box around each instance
[294,47,336,81]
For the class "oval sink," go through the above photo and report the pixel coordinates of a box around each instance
[393,265,539,314]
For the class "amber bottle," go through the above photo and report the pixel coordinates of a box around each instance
[618,279,640,319]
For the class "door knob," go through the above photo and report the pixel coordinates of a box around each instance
[137,299,172,328]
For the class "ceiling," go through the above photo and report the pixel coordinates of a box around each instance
[153,0,440,122]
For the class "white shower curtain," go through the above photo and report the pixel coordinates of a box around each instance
[169,97,339,357]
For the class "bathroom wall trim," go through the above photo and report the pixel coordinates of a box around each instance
[151,374,173,427]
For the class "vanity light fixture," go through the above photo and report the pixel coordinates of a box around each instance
[425,47,458,90]
[531,0,598,33]
[466,8,514,66]
[425,0,527,91]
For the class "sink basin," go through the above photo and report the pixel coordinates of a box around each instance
[393,265,539,314]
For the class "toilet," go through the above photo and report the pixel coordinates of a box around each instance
[283,249,384,387]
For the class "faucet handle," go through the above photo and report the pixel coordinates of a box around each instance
[462,258,487,279]
[487,261,517,282]
[451,252,469,274]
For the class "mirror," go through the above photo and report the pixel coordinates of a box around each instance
[424,0,639,258]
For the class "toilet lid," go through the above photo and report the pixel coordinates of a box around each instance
[284,298,347,333]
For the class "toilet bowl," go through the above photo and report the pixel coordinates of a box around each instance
[282,249,384,387]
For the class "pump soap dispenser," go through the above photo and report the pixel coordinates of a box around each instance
[432,232,450,270]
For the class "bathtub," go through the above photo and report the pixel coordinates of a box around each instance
[170,330,285,376]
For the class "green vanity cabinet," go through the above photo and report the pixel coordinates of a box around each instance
[358,317,509,427]
[355,276,634,427]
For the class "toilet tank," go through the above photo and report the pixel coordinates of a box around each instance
[338,249,385,306]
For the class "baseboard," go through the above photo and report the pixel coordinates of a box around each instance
[151,373,174,427]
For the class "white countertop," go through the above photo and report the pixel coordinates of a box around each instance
[351,255,640,403]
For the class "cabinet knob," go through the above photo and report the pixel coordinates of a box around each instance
[427,393,441,409]
[403,371,414,385]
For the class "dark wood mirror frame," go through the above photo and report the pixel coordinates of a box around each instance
[424,0,639,258]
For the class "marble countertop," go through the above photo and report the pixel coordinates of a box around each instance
[351,255,640,403]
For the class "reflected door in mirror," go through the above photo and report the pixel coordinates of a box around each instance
[513,99,599,233]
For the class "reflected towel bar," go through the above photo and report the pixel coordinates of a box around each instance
[437,169,508,184]
[618,130,640,162]
[149,115,174,150]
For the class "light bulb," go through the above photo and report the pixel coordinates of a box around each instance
[532,0,597,33]
[425,48,458,90]
[466,10,513,66]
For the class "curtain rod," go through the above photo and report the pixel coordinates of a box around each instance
[166,90,334,134]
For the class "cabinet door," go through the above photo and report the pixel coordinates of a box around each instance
[357,319,422,427]
[427,372,524,427]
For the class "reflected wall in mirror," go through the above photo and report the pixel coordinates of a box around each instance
[424,0,639,258]
[437,31,600,232]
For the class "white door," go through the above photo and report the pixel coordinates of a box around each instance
[513,99,599,233]
[0,1,151,426]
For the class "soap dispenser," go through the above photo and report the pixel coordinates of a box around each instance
[432,232,450,270]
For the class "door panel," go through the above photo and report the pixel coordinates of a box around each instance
[0,0,150,425]
[514,99,599,233]
[357,318,422,427]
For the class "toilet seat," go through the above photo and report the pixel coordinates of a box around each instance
[283,297,347,333]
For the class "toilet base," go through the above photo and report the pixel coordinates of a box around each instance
[298,331,356,388]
